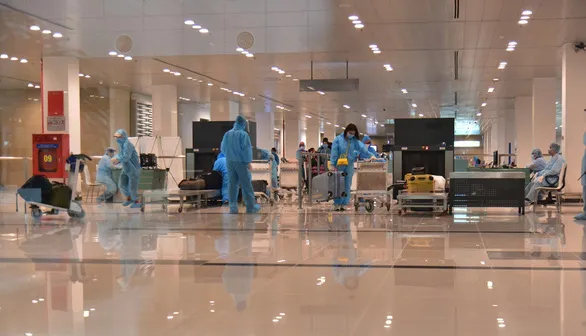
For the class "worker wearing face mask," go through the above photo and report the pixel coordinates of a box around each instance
[96,147,118,203]
[358,135,380,160]
[525,142,565,205]
[526,148,547,174]
[330,124,376,211]
[112,129,141,208]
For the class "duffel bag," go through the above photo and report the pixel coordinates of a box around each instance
[252,180,268,193]
[50,182,73,208]
[178,178,205,190]
[199,171,223,190]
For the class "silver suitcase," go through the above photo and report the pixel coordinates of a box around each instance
[311,171,347,202]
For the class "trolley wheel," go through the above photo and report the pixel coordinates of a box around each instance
[31,207,43,219]
[177,207,183,213]
[386,204,391,211]
[68,209,85,219]
[365,200,375,213]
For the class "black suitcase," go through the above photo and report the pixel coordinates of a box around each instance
[178,178,206,190]
[198,171,222,190]
[140,153,157,169]
[18,175,53,203]
[252,180,268,193]
[50,182,73,208]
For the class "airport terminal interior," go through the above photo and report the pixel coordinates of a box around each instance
[1,0,586,335]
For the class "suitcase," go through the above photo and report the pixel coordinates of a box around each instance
[140,153,157,169]
[405,173,435,193]
[178,178,205,190]
[252,180,268,193]
[49,182,73,208]
[199,171,223,190]
[18,175,53,203]
[311,171,346,202]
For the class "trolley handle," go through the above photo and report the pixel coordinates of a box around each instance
[72,154,93,161]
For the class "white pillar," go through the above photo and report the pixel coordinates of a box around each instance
[210,100,239,121]
[562,43,586,193]
[284,118,302,159]
[178,102,210,149]
[109,88,130,148]
[324,122,336,142]
[306,119,320,150]
[152,85,178,137]
[42,57,81,152]
[255,107,275,150]
[515,96,533,167]
[532,78,557,151]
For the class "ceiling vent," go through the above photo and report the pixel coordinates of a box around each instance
[237,32,255,49]
[116,35,133,53]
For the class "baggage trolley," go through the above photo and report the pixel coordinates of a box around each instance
[19,154,91,220]
[353,160,392,213]
[137,168,169,212]
[250,160,274,206]
[396,192,448,216]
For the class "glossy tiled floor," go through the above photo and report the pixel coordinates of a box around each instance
[1,197,586,335]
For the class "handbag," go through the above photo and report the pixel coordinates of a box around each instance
[336,140,350,166]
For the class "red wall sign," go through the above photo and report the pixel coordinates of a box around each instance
[47,91,64,116]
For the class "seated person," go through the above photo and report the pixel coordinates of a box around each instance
[526,148,547,174]
[96,147,118,203]
[525,143,565,204]
[213,153,229,203]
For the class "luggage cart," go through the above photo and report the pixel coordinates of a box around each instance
[352,160,392,213]
[137,168,169,212]
[251,160,274,206]
[19,154,91,220]
[396,192,448,216]
[277,162,299,203]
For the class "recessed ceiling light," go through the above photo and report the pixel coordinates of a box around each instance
[34,85,40,88]
[199,28,209,34]
[326,122,332,125]
[52,32,62,38]
[163,68,170,72]
[187,76,193,79]
[318,91,325,95]
[42,29,51,34]
[306,115,312,118]
[506,47,515,51]
[184,19,195,25]
[10,57,18,61]
[30,25,40,31]
[236,48,244,52]
[109,51,118,56]
[335,124,340,127]
[369,44,378,49]
[246,53,254,58]
[192,25,202,29]
[412,103,417,107]
[0,54,7,59]
[79,73,84,77]
[343,105,350,109]
[401,88,408,94]
[522,10,533,15]
[518,19,528,25]
[352,20,362,24]
[173,72,181,76]
[488,87,495,93]
[124,56,132,60]
[117,54,125,58]
[373,50,381,54]
[520,16,530,20]
[493,78,499,81]
[354,23,365,29]
[84,75,90,78]
[481,102,487,107]
[27,83,33,87]
[419,113,424,117]
[278,70,285,74]
[477,112,482,116]
[208,83,213,86]
[271,66,278,71]
[348,15,359,20]
[508,41,518,46]
[20,58,28,63]
[293,78,299,81]
[361,114,367,117]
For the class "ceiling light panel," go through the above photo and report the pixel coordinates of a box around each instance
[518,9,532,25]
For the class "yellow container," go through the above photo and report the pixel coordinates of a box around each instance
[405,173,435,193]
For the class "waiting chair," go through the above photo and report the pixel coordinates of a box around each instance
[534,163,567,213]
[84,166,103,203]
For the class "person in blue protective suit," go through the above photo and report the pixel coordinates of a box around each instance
[575,132,586,221]
[358,135,380,160]
[220,115,260,214]
[330,124,376,211]
[112,129,142,208]
[526,148,547,173]
[96,147,118,203]
[213,153,229,203]
[525,142,565,205]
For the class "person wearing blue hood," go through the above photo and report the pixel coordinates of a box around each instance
[220,115,260,214]
[575,132,586,221]
[96,147,118,203]
[112,129,142,208]
[330,124,376,211]
[358,135,380,160]
[213,152,229,203]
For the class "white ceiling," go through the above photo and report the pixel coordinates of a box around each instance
[0,0,585,134]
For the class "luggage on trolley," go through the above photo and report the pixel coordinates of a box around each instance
[311,171,346,202]
[405,173,435,193]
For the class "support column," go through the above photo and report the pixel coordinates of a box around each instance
[42,57,81,152]
[532,78,557,151]
[515,96,533,167]
[109,88,131,148]
[324,122,336,141]
[152,85,178,137]
[255,107,275,150]
[505,110,516,163]
[305,119,320,150]
[210,100,239,121]
[562,44,586,193]
[284,118,302,159]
